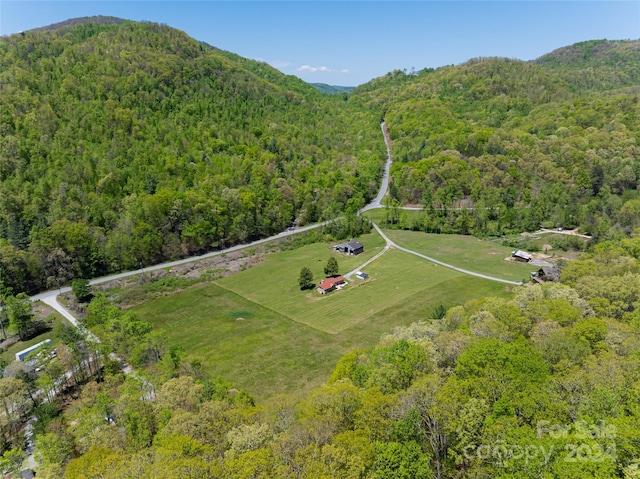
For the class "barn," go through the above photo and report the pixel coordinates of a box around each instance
[334,241,364,255]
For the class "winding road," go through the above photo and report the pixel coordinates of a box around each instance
[29,121,522,324]
[359,122,392,212]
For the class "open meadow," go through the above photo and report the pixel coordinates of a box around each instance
[381,229,536,282]
[132,229,516,399]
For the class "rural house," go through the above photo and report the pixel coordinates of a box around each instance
[334,241,364,255]
[317,275,346,294]
[512,250,532,262]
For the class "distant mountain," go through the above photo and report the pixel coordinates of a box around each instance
[2,16,639,296]
[0,18,382,294]
[310,83,356,95]
[535,39,640,91]
[26,15,128,32]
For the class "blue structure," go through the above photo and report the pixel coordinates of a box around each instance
[15,339,52,361]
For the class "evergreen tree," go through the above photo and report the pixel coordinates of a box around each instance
[324,257,339,277]
[298,267,314,290]
[5,293,34,340]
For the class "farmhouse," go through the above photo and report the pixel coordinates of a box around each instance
[317,275,346,294]
[334,241,364,255]
[512,250,532,262]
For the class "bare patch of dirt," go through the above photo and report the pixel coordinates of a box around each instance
[89,247,275,309]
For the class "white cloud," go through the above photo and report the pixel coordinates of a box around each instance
[297,65,349,74]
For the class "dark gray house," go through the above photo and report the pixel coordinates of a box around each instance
[334,241,364,255]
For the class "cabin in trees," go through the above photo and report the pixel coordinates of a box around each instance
[317,276,346,294]
[334,241,364,255]
[531,266,560,284]
[512,250,532,262]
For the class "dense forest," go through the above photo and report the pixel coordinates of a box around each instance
[0,19,383,295]
[3,236,640,478]
[352,40,640,238]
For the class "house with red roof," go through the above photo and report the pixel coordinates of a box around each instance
[317,275,346,294]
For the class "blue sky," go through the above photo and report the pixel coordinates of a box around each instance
[1,1,639,86]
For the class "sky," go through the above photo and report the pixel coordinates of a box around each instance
[1,1,639,86]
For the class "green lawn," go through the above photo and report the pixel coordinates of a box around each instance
[132,230,517,399]
[1,316,66,363]
[382,229,535,283]
[219,248,463,334]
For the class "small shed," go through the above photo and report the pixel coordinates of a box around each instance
[317,276,346,294]
[356,271,369,279]
[512,250,532,262]
[15,339,52,361]
[531,266,559,283]
[334,241,364,255]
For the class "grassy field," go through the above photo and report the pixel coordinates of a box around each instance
[1,316,66,363]
[381,229,536,283]
[219,248,463,334]
[132,229,517,399]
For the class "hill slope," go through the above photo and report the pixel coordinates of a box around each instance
[535,39,640,92]
[0,18,383,294]
[351,40,640,237]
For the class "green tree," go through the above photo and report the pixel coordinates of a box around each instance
[372,440,432,479]
[324,257,339,277]
[298,267,314,290]
[0,279,12,339]
[71,278,91,303]
[34,432,74,470]
[0,447,26,475]
[5,293,34,340]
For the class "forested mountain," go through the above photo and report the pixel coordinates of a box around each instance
[310,83,355,95]
[0,18,383,294]
[351,40,640,238]
[536,39,640,92]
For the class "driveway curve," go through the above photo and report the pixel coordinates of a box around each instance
[372,223,522,286]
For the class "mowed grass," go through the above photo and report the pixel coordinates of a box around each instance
[219,248,461,333]
[132,229,518,399]
[382,229,535,283]
[134,250,509,400]
[132,283,338,397]
[218,231,391,334]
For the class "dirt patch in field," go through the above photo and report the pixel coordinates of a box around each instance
[88,248,273,310]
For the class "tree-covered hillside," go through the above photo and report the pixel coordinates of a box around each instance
[11,236,640,479]
[536,39,640,92]
[0,19,383,294]
[351,41,640,238]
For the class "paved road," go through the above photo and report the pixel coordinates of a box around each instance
[30,122,392,308]
[29,217,334,306]
[28,119,523,312]
[359,122,392,213]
